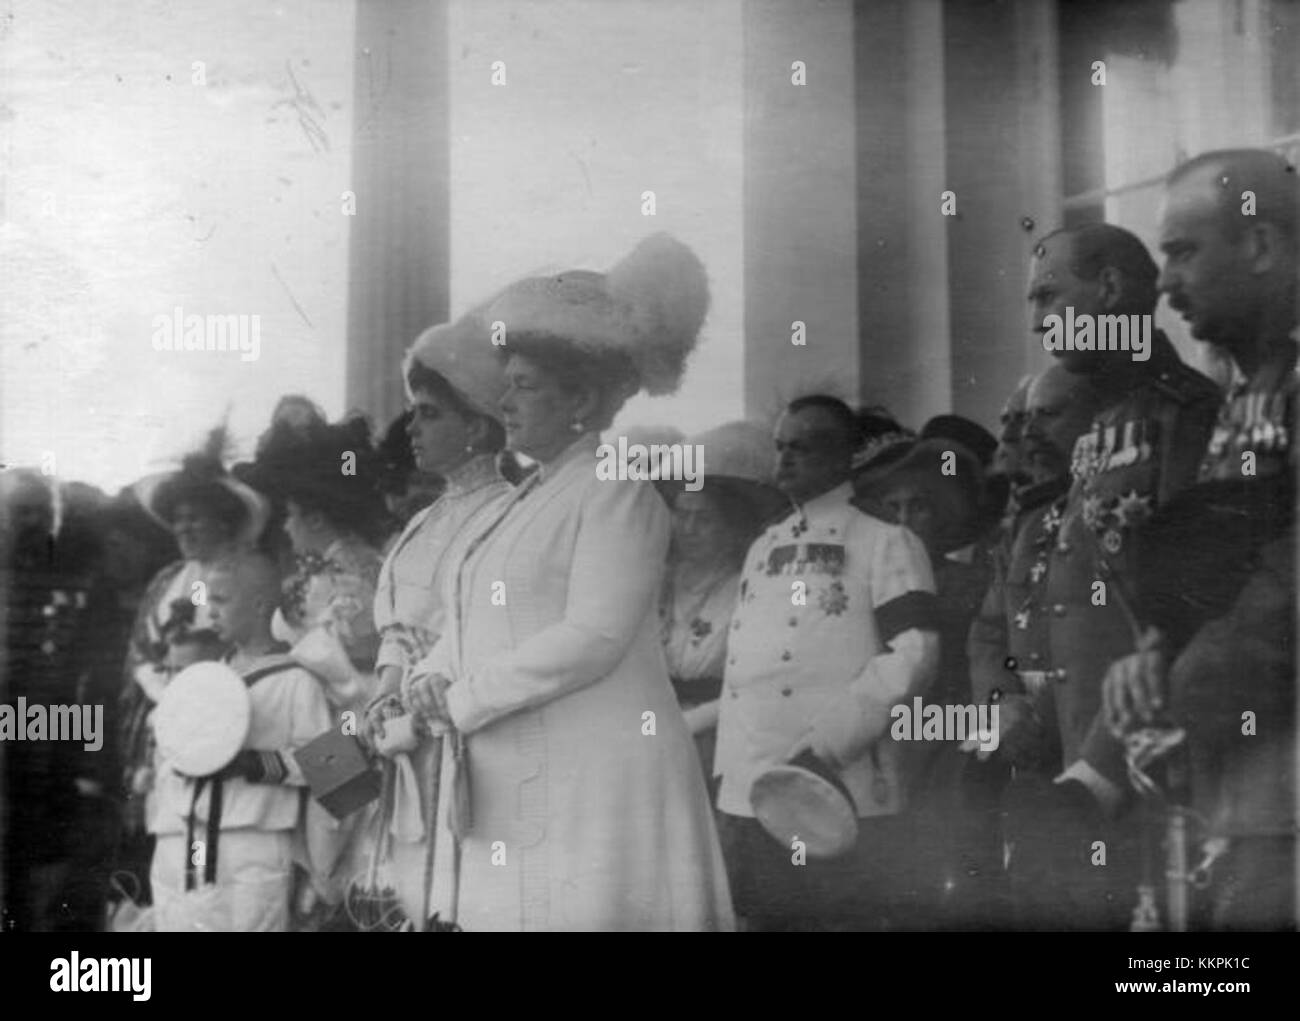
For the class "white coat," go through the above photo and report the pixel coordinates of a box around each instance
[414,434,734,931]
[714,483,939,819]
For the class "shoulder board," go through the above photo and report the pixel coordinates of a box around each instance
[1149,362,1220,407]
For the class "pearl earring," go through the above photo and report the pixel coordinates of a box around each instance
[570,420,584,433]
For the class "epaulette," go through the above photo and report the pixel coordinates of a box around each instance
[1149,361,1220,407]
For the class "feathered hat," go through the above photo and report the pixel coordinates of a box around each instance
[485,232,709,397]
[401,303,506,421]
[134,425,270,547]
[243,416,386,520]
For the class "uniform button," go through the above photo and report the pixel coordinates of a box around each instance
[781,687,793,697]
[732,619,741,631]
[1056,542,1071,555]
[788,617,798,627]
[728,656,736,665]
[731,689,739,699]
[1051,604,1067,617]
[781,650,792,661]
[41,639,56,655]
[1028,652,1042,664]
[1052,668,1068,682]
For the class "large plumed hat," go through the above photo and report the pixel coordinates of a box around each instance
[134,425,270,548]
[241,416,388,543]
[401,304,506,422]
[486,232,709,397]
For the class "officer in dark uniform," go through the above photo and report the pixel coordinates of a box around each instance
[1103,148,1298,930]
[965,363,1110,926]
[999,224,1222,930]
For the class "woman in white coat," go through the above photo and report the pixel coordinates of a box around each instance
[361,307,513,925]
[405,234,734,931]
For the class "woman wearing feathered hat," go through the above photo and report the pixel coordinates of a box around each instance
[243,414,389,705]
[237,414,392,922]
[656,420,788,784]
[361,304,513,924]
[115,427,270,894]
[401,234,734,930]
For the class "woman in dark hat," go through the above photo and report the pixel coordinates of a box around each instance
[400,234,734,930]
[246,416,389,697]
[115,427,270,902]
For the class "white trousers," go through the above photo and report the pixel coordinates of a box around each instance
[151,830,292,932]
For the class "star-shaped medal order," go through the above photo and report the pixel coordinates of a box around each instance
[1114,490,1153,529]
[1014,609,1031,631]
[1029,561,1047,583]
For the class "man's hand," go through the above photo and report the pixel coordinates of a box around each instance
[1102,626,1167,736]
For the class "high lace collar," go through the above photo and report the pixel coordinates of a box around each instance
[442,453,503,497]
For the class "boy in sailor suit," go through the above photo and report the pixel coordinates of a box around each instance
[150,552,332,932]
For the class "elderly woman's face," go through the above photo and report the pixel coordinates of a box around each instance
[499,354,585,462]
[172,500,231,562]
[670,489,732,565]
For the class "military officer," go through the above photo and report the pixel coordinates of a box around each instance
[999,224,1222,929]
[964,364,1107,924]
[969,363,1109,764]
[1103,148,1298,929]
[713,395,939,930]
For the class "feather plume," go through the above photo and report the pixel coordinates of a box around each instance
[605,233,709,395]
[179,423,235,481]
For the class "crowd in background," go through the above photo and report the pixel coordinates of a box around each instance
[0,146,1295,932]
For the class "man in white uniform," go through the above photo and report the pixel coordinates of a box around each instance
[713,395,940,930]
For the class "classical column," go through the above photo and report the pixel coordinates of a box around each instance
[742,0,860,421]
[943,0,1060,429]
[345,0,450,426]
[855,0,950,427]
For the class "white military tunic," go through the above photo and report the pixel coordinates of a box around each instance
[714,482,939,819]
